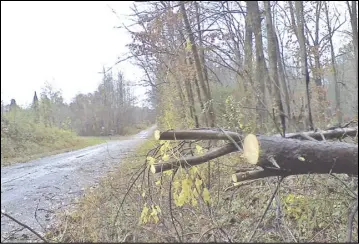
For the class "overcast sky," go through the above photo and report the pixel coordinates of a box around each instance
[1,1,146,107]
[1,1,352,108]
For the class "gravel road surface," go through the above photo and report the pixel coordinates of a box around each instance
[1,126,156,242]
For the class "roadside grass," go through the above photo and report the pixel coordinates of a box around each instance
[1,132,106,167]
[122,123,151,135]
[47,138,358,243]
[46,138,159,242]
[1,114,151,167]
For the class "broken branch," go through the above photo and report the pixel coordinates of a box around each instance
[159,129,241,141]
[150,143,239,173]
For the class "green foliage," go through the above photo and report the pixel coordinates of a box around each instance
[283,193,308,220]
[122,123,149,135]
[222,95,254,133]
[1,108,104,166]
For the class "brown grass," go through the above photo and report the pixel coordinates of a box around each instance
[47,138,358,243]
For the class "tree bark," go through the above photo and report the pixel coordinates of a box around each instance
[264,1,286,136]
[232,135,358,182]
[242,7,253,104]
[324,2,342,125]
[294,1,314,130]
[246,1,270,129]
[153,129,358,176]
[275,32,291,121]
[180,2,216,127]
[346,1,358,112]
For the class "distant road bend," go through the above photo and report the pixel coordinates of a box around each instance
[1,125,156,242]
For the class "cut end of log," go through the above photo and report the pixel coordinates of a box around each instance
[150,165,157,174]
[243,134,259,165]
[154,130,161,140]
[232,174,238,183]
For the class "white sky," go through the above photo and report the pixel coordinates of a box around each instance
[1,1,146,107]
[1,1,352,108]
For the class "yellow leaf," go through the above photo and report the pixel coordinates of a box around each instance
[150,205,157,216]
[193,188,199,198]
[154,130,161,140]
[195,178,202,190]
[177,194,185,206]
[239,123,243,129]
[147,156,156,166]
[189,168,198,180]
[298,156,305,161]
[182,178,192,189]
[162,154,169,161]
[140,205,149,224]
[185,39,192,51]
[142,191,146,197]
[164,170,173,176]
[153,215,159,223]
[150,206,160,223]
[155,180,161,186]
[195,145,204,155]
[173,181,181,192]
[203,187,211,204]
[155,205,161,214]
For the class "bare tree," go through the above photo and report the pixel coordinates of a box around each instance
[346,1,358,111]
[291,1,314,130]
[180,1,216,127]
[264,1,286,135]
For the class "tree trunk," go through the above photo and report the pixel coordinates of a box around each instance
[324,2,342,125]
[243,9,253,100]
[313,1,323,87]
[264,1,286,136]
[246,1,269,130]
[232,135,358,182]
[275,32,291,121]
[180,2,216,127]
[294,1,314,130]
[347,1,358,112]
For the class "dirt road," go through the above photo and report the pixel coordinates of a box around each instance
[1,126,156,242]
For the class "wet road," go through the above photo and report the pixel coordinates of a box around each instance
[1,126,156,242]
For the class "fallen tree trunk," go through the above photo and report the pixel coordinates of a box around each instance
[152,127,358,182]
[253,135,357,174]
[159,129,241,141]
[159,127,358,142]
[280,127,358,141]
[232,135,358,182]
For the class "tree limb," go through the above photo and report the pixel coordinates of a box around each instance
[1,211,48,243]
[151,143,238,173]
[159,129,241,141]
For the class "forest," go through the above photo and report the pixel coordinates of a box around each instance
[1,70,155,164]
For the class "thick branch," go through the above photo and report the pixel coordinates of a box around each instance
[232,168,288,182]
[159,129,241,141]
[281,127,358,141]
[150,143,238,173]
[159,127,357,142]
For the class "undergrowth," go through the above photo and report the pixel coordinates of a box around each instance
[47,136,358,243]
[46,94,357,243]
[1,112,105,166]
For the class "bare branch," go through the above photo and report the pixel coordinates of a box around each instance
[1,211,48,243]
